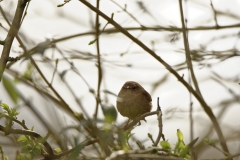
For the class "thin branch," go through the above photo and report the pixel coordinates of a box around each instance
[20,0,31,25]
[53,23,240,43]
[29,58,75,116]
[123,111,158,130]
[110,0,143,26]
[50,59,58,85]
[153,97,162,146]
[178,0,229,155]
[93,0,103,121]
[55,46,90,119]
[210,0,219,27]
[0,0,29,81]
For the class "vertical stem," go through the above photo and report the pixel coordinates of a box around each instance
[183,0,194,145]
[0,0,28,81]
[178,0,229,155]
[93,0,102,120]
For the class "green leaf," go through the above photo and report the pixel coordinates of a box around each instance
[69,145,83,159]
[55,59,59,65]
[2,75,19,104]
[179,137,199,158]
[101,104,117,123]
[11,108,19,117]
[177,129,184,142]
[17,136,28,143]
[4,157,9,160]
[136,140,145,149]
[178,145,189,157]
[160,141,171,149]
[54,148,62,153]
[74,112,84,121]
[32,146,42,155]
[88,40,96,45]
[204,138,215,146]
[21,145,32,153]
[0,103,10,113]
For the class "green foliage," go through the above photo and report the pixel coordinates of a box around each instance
[74,112,84,121]
[148,133,155,144]
[0,103,19,118]
[88,40,96,45]
[0,102,45,159]
[17,135,44,159]
[2,75,19,104]
[112,127,134,151]
[160,129,198,159]
[101,104,117,123]
[204,138,215,146]
[160,141,171,150]
[54,148,62,154]
[0,103,19,135]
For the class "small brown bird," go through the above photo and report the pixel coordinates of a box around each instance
[116,81,152,120]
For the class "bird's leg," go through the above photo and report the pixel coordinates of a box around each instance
[137,116,147,126]
[142,117,147,122]
[123,119,131,129]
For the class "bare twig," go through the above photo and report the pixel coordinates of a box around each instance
[110,0,143,26]
[54,46,90,119]
[123,111,158,130]
[20,0,31,25]
[93,0,103,121]
[178,0,229,155]
[153,97,162,146]
[0,0,29,81]
[50,22,240,44]
[210,0,219,27]
[50,59,58,85]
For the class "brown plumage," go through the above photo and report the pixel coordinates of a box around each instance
[116,81,152,120]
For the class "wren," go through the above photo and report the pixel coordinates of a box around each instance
[116,81,152,120]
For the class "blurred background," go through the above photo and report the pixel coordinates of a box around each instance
[0,0,240,159]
